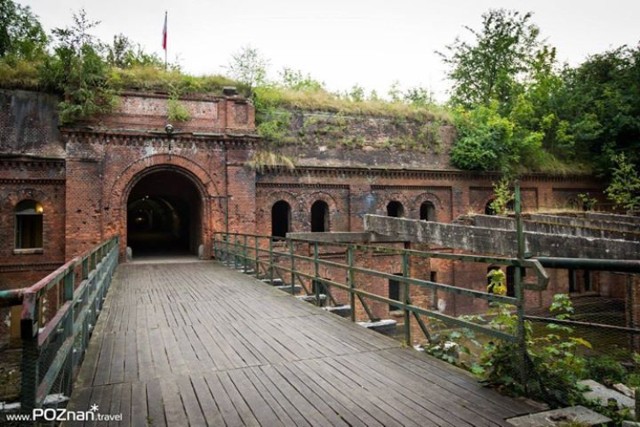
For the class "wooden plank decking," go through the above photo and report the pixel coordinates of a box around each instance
[65,260,536,426]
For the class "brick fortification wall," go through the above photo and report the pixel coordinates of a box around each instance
[0,89,608,340]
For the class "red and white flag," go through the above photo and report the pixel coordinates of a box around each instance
[162,12,167,51]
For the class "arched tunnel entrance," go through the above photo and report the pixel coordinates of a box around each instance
[127,170,202,258]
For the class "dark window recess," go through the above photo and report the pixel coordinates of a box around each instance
[485,200,496,215]
[430,271,438,309]
[387,201,404,218]
[389,273,403,311]
[15,200,43,249]
[420,201,436,221]
[569,269,577,293]
[271,201,291,238]
[311,201,329,232]
[584,270,592,292]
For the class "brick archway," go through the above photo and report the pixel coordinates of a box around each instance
[106,154,219,259]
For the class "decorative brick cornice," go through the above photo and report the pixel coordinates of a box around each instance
[60,128,259,149]
[0,178,65,185]
[370,185,452,191]
[258,165,596,183]
[257,182,349,190]
[0,157,65,171]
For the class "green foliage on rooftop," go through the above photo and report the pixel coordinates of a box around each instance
[0,2,638,181]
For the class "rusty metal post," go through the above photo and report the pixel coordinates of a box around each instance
[243,234,248,273]
[402,249,411,346]
[20,291,39,413]
[289,239,295,294]
[269,238,274,284]
[62,270,75,396]
[234,234,239,270]
[254,236,259,277]
[348,245,356,322]
[314,242,320,306]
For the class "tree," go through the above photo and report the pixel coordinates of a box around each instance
[39,9,115,124]
[605,153,640,213]
[106,34,163,69]
[279,67,324,91]
[450,102,542,174]
[439,9,546,113]
[0,0,47,60]
[404,86,435,107]
[554,44,640,172]
[225,45,269,88]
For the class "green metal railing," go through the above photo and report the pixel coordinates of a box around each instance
[213,228,549,386]
[0,237,119,413]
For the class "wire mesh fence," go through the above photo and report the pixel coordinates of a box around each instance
[0,237,118,423]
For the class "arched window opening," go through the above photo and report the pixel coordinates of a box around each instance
[311,200,329,232]
[271,201,291,238]
[420,201,436,221]
[386,201,404,218]
[15,200,44,249]
[485,199,515,215]
[484,200,496,215]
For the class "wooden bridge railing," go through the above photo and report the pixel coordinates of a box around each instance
[0,237,119,412]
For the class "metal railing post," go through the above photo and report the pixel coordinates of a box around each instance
[213,234,218,259]
[348,245,356,322]
[289,239,295,294]
[62,269,75,396]
[254,236,259,277]
[243,234,248,273]
[20,292,39,413]
[269,238,274,283]
[225,233,230,265]
[402,249,411,346]
[234,234,239,270]
[314,242,320,306]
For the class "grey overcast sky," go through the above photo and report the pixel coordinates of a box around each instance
[17,0,640,101]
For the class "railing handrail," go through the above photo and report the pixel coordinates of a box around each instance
[0,237,118,309]
[212,232,528,345]
[3,236,121,413]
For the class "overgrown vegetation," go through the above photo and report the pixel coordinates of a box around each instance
[605,153,640,213]
[0,2,249,124]
[489,178,515,215]
[1,2,638,190]
[426,293,640,422]
[442,8,639,181]
[245,150,295,172]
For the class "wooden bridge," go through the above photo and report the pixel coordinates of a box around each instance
[64,259,535,426]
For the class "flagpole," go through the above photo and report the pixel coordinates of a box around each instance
[163,11,168,70]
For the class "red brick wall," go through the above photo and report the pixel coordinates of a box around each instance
[0,159,66,290]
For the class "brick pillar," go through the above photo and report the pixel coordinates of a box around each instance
[65,158,103,259]
[226,154,256,235]
[349,184,373,231]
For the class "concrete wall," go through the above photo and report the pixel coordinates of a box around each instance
[364,214,640,259]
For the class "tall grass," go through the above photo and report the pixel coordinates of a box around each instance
[0,59,41,90]
[255,85,451,122]
[108,65,250,96]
